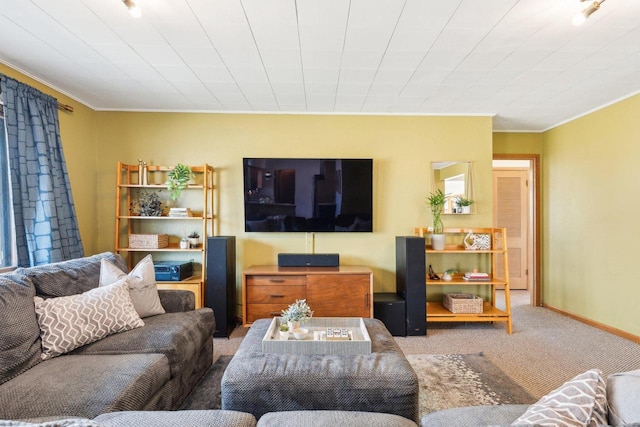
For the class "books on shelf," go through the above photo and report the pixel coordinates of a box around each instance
[168,208,193,217]
[463,272,491,281]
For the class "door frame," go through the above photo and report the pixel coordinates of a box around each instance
[493,154,541,306]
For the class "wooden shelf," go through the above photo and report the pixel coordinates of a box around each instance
[415,227,512,334]
[115,162,214,309]
[426,274,507,286]
[426,302,510,322]
[117,215,205,220]
[157,275,202,284]
[426,245,504,253]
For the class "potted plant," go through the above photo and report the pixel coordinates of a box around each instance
[166,163,194,201]
[131,191,163,216]
[427,189,446,250]
[456,197,474,214]
[442,268,457,281]
[281,299,313,330]
[187,231,200,248]
[279,323,290,340]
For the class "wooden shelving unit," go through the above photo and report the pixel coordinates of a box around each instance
[115,162,214,308]
[415,227,512,334]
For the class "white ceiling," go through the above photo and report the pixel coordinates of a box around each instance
[1,0,639,132]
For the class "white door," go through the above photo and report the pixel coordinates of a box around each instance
[493,169,529,290]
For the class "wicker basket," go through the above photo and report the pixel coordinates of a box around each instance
[128,233,169,249]
[443,293,483,314]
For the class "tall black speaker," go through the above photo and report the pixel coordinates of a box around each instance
[395,236,426,336]
[205,236,236,338]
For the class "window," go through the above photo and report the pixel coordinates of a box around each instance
[0,103,17,270]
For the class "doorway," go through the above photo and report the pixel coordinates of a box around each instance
[493,155,540,306]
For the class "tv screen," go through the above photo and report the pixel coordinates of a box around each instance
[243,158,372,232]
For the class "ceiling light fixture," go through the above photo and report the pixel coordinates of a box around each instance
[572,0,606,26]
[122,0,142,18]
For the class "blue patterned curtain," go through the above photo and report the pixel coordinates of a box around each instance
[0,74,83,266]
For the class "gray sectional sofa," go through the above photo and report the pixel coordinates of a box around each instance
[3,252,639,426]
[0,252,215,420]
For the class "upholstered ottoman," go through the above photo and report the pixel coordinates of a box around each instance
[221,318,419,422]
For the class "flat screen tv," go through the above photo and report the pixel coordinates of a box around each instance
[243,158,372,232]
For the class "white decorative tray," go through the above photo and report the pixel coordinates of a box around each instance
[262,317,371,355]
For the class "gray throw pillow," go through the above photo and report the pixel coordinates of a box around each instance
[0,274,42,385]
[99,254,165,318]
[33,280,144,360]
[512,369,608,427]
[607,369,640,425]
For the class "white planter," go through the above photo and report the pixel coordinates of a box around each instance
[279,330,289,340]
[179,239,189,249]
[287,320,301,330]
[461,206,471,214]
[431,234,446,250]
[188,237,199,248]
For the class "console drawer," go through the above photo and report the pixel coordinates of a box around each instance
[246,275,306,287]
[247,285,306,303]
[246,304,292,323]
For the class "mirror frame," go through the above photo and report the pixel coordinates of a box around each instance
[431,161,475,214]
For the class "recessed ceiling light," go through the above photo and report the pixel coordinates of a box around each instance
[122,0,142,18]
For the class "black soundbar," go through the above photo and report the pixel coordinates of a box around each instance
[278,253,339,267]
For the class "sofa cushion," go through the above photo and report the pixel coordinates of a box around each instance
[0,274,42,385]
[94,410,257,427]
[607,369,640,425]
[419,405,530,427]
[0,354,170,420]
[0,419,105,426]
[71,308,214,378]
[511,369,607,427]
[258,410,418,427]
[16,252,127,298]
[99,255,164,318]
[33,280,144,360]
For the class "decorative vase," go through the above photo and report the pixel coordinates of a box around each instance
[279,330,289,340]
[180,239,189,249]
[431,234,446,250]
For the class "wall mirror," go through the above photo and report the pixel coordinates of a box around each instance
[431,161,475,214]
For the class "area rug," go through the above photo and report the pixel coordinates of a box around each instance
[406,353,534,415]
[181,353,534,417]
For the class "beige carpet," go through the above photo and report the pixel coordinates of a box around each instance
[214,291,640,400]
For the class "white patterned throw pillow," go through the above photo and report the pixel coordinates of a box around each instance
[99,254,165,318]
[33,280,144,360]
[512,369,608,427]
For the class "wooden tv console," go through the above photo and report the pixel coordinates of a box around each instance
[242,265,373,326]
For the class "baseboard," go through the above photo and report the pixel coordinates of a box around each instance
[543,303,640,344]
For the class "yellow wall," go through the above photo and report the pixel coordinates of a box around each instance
[542,95,640,337]
[493,132,543,155]
[494,97,640,338]
[0,64,99,254]
[95,113,494,292]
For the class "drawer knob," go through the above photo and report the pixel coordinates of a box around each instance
[269,279,285,283]
[270,294,285,298]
